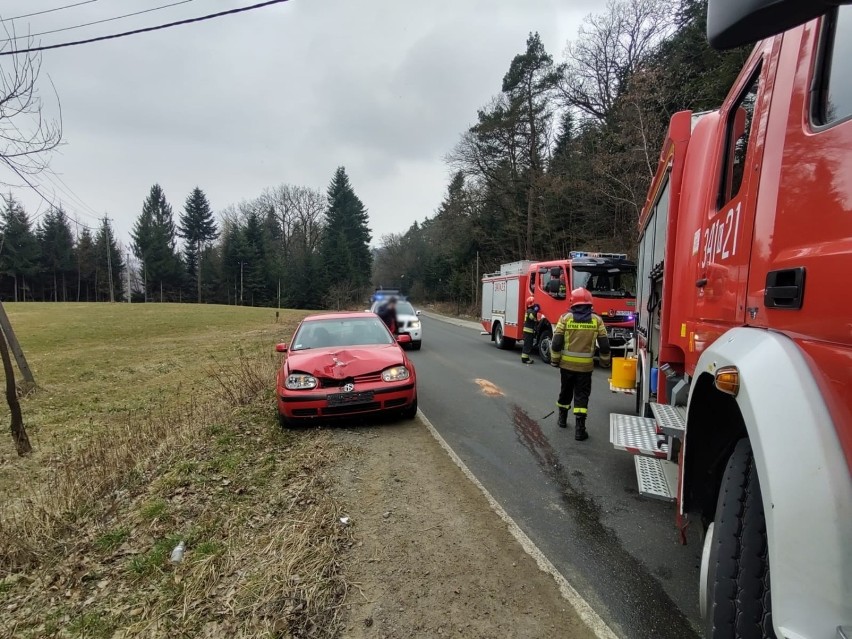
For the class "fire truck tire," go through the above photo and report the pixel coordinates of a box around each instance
[538,328,552,362]
[494,323,516,350]
[703,438,775,639]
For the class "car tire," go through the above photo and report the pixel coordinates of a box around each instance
[703,438,775,639]
[411,341,422,351]
[537,327,552,363]
[401,396,418,420]
[277,412,296,430]
[494,323,516,350]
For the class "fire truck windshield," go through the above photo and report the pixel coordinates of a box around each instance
[572,267,636,299]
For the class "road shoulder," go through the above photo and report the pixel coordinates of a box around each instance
[419,310,483,332]
[333,417,595,638]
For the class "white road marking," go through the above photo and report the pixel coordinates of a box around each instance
[418,409,620,639]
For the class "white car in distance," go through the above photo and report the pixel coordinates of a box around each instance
[369,300,422,350]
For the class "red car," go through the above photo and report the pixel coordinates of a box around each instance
[275,312,418,427]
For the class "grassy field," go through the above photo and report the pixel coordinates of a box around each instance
[0,303,352,638]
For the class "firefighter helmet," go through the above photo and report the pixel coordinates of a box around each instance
[526,296,535,307]
[570,287,593,308]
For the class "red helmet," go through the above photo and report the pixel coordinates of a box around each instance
[570,287,593,308]
[526,296,535,307]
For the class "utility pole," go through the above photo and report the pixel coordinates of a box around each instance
[0,301,35,391]
[126,251,131,303]
[475,250,480,310]
[104,217,114,303]
[277,278,281,309]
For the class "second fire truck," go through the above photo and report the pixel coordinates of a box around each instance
[480,252,637,363]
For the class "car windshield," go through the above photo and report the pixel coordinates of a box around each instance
[572,267,636,298]
[291,317,394,351]
[396,302,415,315]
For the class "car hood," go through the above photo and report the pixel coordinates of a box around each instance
[286,345,405,379]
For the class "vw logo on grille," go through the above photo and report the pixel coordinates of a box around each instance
[342,383,355,393]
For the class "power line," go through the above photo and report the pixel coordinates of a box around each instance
[2,0,196,43]
[1,0,101,23]
[0,0,292,56]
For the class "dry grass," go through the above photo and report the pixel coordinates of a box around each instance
[0,303,354,638]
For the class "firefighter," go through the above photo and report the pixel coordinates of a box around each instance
[550,287,611,441]
[521,296,540,365]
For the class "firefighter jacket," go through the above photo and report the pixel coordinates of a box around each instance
[523,305,540,334]
[550,309,610,373]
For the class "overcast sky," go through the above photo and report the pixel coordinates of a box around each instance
[2,0,597,247]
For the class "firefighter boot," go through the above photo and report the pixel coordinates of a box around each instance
[575,416,589,441]
[557,408,568,429]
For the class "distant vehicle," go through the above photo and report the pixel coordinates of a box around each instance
[369,299,422,350]
[275,312,418,427]
[370,287,406,304]
[480,253,636,364]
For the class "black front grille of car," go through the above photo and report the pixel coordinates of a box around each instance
[319,372,383,388]
[292,408,319,417]
[384,398,408,408]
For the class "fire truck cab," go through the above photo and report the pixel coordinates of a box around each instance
[481,252,637,362]
[609,1,852,637]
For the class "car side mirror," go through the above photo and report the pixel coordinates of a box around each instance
[415,310,421,316]
[275,343,288,352]
[397,334,412,344]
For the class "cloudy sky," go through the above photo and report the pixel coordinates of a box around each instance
[2,0,597,247]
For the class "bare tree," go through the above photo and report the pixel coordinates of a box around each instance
[561,0,674,122]
[0,323,30,456]
[0,31,63,182]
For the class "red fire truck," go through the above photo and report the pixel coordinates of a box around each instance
[608,1,852,637]
[480,252,637,363]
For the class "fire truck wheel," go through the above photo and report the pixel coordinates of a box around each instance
[494,323,516,350]
[538,328,552,362]
[703,438,775,639]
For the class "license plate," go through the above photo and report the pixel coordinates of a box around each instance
[326,391,375,407]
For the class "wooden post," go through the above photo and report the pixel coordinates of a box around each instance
[0,301,35,392]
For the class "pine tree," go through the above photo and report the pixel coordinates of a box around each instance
[95,218,124,302]
[0,194,39,302]
[320,167,372,297]
[37,207,75,301]
[241,211,271,306]
[132,184,181,301]
[75,227,97,301]
[178,187,218,303]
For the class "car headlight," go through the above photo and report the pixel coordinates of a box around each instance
[285,373,318,390]
[410,321,421,329]
[381,366,410,382]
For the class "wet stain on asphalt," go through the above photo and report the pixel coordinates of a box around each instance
[510,404,699,639]
[473,378,504,397]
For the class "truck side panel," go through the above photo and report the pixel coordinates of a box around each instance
[481,281,493,323]
[744,15,852,468]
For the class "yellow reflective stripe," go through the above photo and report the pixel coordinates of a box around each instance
[573,407,588,414]
[561,355,593,363]
[556,402,571,409]
[523,328,535,333]
[563,350,594,358]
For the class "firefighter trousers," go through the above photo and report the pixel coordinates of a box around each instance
[556,369,592,416]
[521,331,535,361]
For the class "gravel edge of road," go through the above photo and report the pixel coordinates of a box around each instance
[419,310,484,332]
[416,408,620,639]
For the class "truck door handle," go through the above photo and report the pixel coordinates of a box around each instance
[696,278,708,288]
[764,267,805,309]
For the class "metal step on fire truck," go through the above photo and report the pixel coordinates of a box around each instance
[480,252,637,363]
[608,0,852,637]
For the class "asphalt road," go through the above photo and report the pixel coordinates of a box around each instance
[408,314,702,639]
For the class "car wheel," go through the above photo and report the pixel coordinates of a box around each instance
[401,396,418,420]
[411,341,422,351]
[703,438,775,639]
[278,411,297,430]
[494,323,516,350]
[537,328,552,363]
